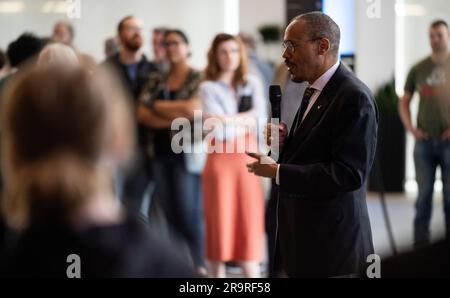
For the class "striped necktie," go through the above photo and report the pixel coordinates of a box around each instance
[291,87,316,135]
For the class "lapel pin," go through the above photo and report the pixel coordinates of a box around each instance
[317,105,322,110]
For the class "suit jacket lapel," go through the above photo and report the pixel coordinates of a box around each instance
[281,63,349,161]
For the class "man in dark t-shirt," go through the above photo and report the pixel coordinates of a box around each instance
[104,16,158,215]
[399,20,450,247]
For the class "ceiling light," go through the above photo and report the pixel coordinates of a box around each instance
[0,1,25,13]
[395,3,427,17]
[41,1,68,14]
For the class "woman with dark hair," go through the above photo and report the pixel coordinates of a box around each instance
[0,64,194,277]
[137,29,206,275]
[200,33,267,277]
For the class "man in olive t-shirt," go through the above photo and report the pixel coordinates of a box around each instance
[399,20,450,247]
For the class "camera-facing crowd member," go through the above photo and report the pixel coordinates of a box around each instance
[399,20,450,247]
[200,33,267,278]
[51,21,96,71]
[104,16,158,215]
[137,29,206,275]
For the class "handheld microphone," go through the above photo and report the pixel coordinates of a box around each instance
[268,85,282,160]
[269,85,282,120]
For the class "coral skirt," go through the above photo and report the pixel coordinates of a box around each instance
[202,134,264,261]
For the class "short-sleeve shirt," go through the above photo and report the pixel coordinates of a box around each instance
[404,57,450,138]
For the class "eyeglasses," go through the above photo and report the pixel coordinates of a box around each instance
[164,41,184,48]
[282,38,321,53]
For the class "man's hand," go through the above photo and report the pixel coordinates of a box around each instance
[410,127,428,140]
[265,122,288,148]
[246,152,278,179]
[442,128,450,140]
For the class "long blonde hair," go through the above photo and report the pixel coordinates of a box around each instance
[1,64,134,229]
[38,43,79,67]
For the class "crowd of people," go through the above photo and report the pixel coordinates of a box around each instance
[0,15,274,278]
[0,12,449,278]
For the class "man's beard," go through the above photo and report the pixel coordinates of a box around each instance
[432,45,447,54]
[123,39,142,52]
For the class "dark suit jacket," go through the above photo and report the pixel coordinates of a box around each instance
[274,63,378,277]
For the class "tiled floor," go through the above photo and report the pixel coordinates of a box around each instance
[232,191,447,277]
[367,191,446,258]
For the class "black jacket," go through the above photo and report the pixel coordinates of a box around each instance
[1,214,195,278]
[273,63,378,277]
[104,54,158,154]
[104,53,158,100]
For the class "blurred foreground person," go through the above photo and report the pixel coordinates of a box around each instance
[0,33,44,233]
[0,64,195,277]
[380,238,450,277]
[38,43,79,67]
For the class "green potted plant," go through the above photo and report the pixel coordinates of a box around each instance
[258,24,282,43]
[375,79,399,115]
[369,78,406,193]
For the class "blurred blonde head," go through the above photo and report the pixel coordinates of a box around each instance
[1,64,134,230]
[38,43,79,67]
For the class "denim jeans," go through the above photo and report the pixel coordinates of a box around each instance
[153,155,205,268]
[121,161,152,215]
[413,139,450,246]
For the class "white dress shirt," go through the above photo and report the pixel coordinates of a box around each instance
[276,61,340,185]
[282,80,308,131]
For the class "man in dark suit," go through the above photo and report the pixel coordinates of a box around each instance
[247,12,378,277]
